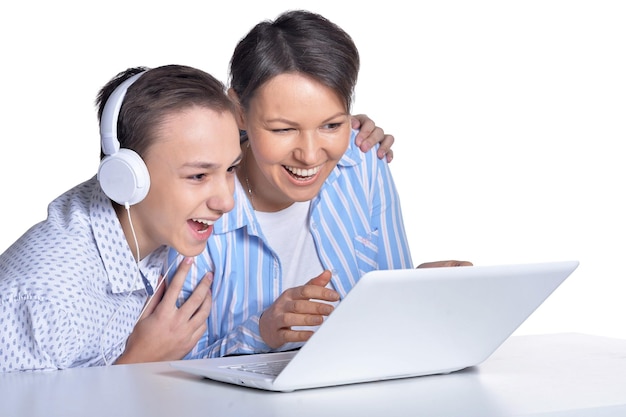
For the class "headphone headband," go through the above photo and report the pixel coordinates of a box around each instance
[100,71,146,156]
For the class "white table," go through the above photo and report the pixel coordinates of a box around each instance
[2,333,626,417]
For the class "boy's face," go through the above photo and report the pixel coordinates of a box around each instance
[132,106,242,257]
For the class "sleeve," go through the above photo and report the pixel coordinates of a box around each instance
[0,298,80,372]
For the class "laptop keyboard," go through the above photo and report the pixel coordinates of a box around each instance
[227,359,291,376]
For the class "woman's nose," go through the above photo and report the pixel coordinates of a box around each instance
[293,131,319,164]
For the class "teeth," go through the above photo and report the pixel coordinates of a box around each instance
[285,165,321,178]
[192,219,215,226]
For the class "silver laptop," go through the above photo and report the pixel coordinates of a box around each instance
[171,260,579,392]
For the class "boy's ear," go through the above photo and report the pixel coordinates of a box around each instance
[227,88,246,130]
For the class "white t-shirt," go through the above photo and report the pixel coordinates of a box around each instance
[255,201,324,289]
[255,201,337,331]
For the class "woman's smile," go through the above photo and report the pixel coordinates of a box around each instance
[284,164,322,181]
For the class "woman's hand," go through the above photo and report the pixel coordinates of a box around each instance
[259,270,339,349]
[351,114,394,163]
[417,260,473,268]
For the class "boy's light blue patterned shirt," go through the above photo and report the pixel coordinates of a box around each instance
[0,176,166,372]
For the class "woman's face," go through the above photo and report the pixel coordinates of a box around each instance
[132,106,241,257]
[242,73,351,212]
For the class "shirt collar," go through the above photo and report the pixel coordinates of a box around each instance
[90,181,167,294]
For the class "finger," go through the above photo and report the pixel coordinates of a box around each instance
[295,285,339,303]
[351,114,371,146]
[440,260,473,267]
[275,328,313,347]
[377,134,395,161]
[305,270,333,287]
[290,299,334,317]
[352,114,376,148]
[355,114,376,136]
[178,272,213,319]
[296,271,339,301]
[417,261,440,268]
[188,321,209,347]
[176,320,209,355]
[160,257,194,306]
[188,274,214,325]
[385,149,394,163]
[279,328,315,344]
[417,260,473,268]
[272,310,325,332]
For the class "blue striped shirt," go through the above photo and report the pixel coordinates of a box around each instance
[167,131,413,358]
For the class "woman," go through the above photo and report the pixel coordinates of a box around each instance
[168,10,470,359]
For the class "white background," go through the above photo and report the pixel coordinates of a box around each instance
[1,1,624,339]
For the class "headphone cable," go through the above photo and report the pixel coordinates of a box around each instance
[99,203,173,365]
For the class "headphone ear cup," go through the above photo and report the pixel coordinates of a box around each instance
[97,148,150,206]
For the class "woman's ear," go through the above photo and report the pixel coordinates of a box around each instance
[227,88,246,130]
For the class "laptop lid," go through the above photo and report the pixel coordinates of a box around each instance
[171,260,579,392]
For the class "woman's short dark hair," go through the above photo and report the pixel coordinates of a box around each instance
[229,10,360,112]
[96,64,236,160]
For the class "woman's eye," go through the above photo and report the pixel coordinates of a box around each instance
[324,123,342,130]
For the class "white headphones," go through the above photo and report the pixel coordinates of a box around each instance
[97,71,150,206]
